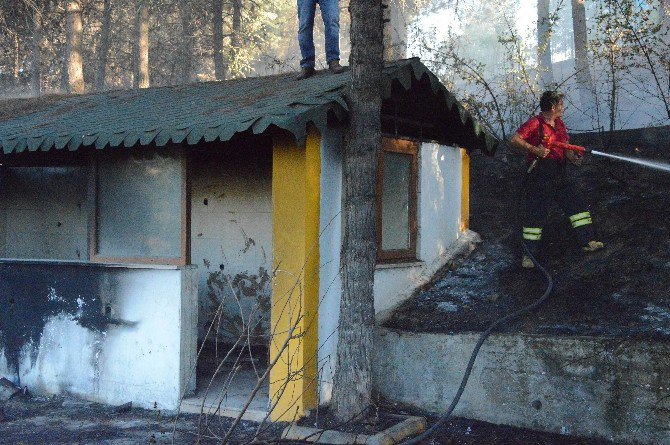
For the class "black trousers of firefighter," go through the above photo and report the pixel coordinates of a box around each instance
[522,159,595,256]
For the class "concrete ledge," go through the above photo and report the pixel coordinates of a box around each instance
[374,327,670,444]
[179,399,268,422]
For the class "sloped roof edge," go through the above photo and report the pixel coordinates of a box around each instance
[0,59,498,156]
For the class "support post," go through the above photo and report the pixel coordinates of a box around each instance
[270,128,321,421]
[460,148,470,231]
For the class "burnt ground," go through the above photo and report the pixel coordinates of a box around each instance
[385,129,670,339]
[297,404,618,444]
[0,395,283,445]
[0,394,620,445]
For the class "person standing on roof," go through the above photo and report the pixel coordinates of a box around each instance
[510,91,604,269]
[295,0,345,80]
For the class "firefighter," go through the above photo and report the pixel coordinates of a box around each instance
[510,91,604,269]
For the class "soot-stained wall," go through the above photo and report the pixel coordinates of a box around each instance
[190,146,272,346]
[0,166,88,260]
[0,261,197,409]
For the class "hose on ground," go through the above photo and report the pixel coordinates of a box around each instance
[399,241,554,445]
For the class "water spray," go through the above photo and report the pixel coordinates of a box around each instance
[589,150,670,173]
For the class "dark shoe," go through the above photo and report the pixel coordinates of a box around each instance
[295,66,315,80]
[328,60,345,74]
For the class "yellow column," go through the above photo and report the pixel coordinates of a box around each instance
[270,128,320,421]
[460,148,470,232]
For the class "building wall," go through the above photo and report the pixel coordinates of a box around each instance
[374,142,465,319]
[190,148,273,345]
[0,166,88,260]
[317,126,344,404]
[316,136,468,404]
[0,262,198,410]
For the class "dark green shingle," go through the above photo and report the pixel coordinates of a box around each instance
[0,59,498,155]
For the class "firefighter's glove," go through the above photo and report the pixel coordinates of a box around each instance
[534,144,550,158]
[566,149,583,166]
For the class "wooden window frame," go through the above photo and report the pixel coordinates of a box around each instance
[88,152,191,266]
[377,137,418,264]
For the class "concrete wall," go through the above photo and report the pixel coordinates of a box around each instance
[374,142,466,319]
[374,328,670,444]
[190,148,273,345]
[0,261,198,411]
[0,166,88,260]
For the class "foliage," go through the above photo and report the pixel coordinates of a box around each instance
[0,0,315,95]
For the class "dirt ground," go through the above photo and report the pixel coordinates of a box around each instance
[386,129,670,339]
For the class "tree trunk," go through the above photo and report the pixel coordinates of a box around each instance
[331,0,384,423]
[537,0,554,88]
[65,1,85,93]
[659,0,670,45]
[212,0,226,80]
[31,8,43,96]
[229,0,242,71]
[179,1,194,84]
[133,1,150,88]
[95,0,112,90]
[383,0,411,61]
[13,32,20,86]
[571,0,596,111]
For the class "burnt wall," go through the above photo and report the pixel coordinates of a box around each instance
[0,261,113,379]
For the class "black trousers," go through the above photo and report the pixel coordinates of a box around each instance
[522,159,595,255]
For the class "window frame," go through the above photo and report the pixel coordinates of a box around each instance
[376,137,418,264]
[88,151,191,266]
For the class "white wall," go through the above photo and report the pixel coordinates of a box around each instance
[316,138,469,404]
[190,149,273,345]
[374,142,465,318]
[0,265,198,411]
[317,126,344,404]
[0,166,88,260]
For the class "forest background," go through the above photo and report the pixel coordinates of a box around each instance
[2,0,670,142]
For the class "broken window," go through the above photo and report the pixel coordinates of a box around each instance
[377,138,418,263]
[92,150,189,265]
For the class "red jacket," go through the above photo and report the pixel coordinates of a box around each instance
[516,114,569,163]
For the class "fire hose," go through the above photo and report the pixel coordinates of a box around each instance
[400,243,554,445]
[401,141,669,444]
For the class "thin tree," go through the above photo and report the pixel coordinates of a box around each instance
[95,0,112,90]
[30,1,43,95]
[133,0,150,88]
[65,0,85,93]
[383,0,412,61]
[230,0,242,73]
[331,0,384,423]
[212,0,226,80]
[571,0,596,112]
[537,0,555,88]
[179,0,194,84]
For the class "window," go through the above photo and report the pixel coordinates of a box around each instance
[377,138,418,263]
[90,150,189,265]
[0,166,88,260]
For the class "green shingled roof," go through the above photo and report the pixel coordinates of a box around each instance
[0,59,498,155]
